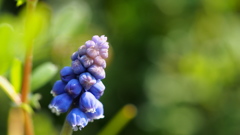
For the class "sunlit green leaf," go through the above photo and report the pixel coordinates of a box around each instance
[0,76,21,105]
[51,1,90,38]
[31,62,58,91]
[10,58,22,93]
[16,0,26,7]
[22,3,50,47]
[0,23,15,75]
[29,93,41,109]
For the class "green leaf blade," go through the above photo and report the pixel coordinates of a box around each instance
[0,23,15,75]
[10,58,22,93]
[31,62,58,92]
[0,76,21,105]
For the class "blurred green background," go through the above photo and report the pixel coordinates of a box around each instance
[1,0,240,135]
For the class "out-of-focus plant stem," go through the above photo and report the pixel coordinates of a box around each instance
[21,43,33,103]
[20,0,38,135]
[98,104,137,135]
[21,0,38,104]
[60,118,73,135]
[23,109,34,135]
[60,107,73,135]
[8,107,24,135]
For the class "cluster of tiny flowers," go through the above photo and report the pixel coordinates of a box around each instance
[49,35,109,131]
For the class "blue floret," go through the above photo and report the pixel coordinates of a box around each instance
[60,66,75,82]
[51,80,67,96]
[86,100,104,121]
[79,92,97,113]
[79,72,96,90]
[89,80,105,99]
[71,59,86,74]
[67,108,89,131]
[65,79,83,98]
[49,93,73,115]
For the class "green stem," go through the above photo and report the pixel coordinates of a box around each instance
[23,109,34,135]
[26,0,38,11]
[21,44,33,103]
[20,0,38,135]
[60,118,73,135]
[21,0,38,104]
[8,107,24,135]
[98,104,137,135]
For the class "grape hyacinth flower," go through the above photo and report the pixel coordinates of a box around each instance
[80,92,98,113]
[49,93,73,115]
[86,100,104,121]
[65,79,82,98]
[60,66,75,82]
[67,108,89,131]
[79,72,97,90]
[50,80,67,96]
[49,35,109,131]
[89,80,105,99]
[71,59,86,74]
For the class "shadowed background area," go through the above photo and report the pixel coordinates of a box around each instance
[1,0,240,134]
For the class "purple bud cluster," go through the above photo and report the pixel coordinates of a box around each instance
[49,35,109,131]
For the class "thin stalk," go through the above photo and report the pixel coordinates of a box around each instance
[98,104,137,135]
[21,44,33,103]
[8,107,24,135]
[20,0,38,135]
[21,0,38,104]
[60,119,73,135]
[23,110,34,135]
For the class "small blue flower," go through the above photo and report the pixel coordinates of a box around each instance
[79,72,96,90]
[92,35,100,43]
[92,35,107,45]
[71,51,79,61]
[79,92,97,113]
[88,65,106,80]
[98,42,109,49]
[94,56,106,68]
[78,45,87,56]
[86,100,104,121]
[67,108,89,131]
[89,80,105,99]
[99,48,108,59]
[79,55,94,68]
[85,40,95,48]
[48,93,73,115]
[86,47,99,58]
[71,59,86,74]
[50,80,66,96]
[65,79,83,98]
[60,66,75,82]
